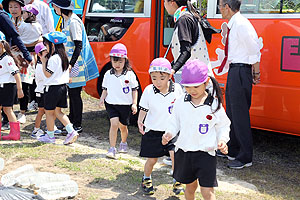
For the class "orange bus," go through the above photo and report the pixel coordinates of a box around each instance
[82,0,300,136]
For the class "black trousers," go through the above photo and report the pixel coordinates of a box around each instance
[68,86,83,127]
[226,63,253,163]
[19,82,30,111]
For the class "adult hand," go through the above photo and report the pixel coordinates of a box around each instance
[253,73,261,85]
[218,140,228,154]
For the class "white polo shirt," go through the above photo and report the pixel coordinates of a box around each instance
[19,22,42,45]
[35,61,46,93]
[0,52,19,84]
[166,94,231,156]
[43,54,69,86]
[139,81,183,132]
[102,69,139,105]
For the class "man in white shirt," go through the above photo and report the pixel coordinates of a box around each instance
[218,0,261,169]
[25,0,55,34]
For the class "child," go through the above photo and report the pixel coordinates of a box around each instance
[38,31,78,145]
[0,31,24,140]
[99,43,138,159]
[31,42,62,138]
[162,59,230,200]
[31,42,46,138]
[138,58,184,195]
[19,4,42,50]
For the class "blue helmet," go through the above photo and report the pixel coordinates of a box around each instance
[0,31,6,41]
[43,31,67,44]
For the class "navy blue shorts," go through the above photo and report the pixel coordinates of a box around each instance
[104,101,131,126]
[0,83,17,107]
[44,84,68,110]
[36,92,44,108]
[139,130,177,158]
[173,149,218,187]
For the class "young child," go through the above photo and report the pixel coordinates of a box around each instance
[31,42,46,138]
[31,42,62,138]
[0,31,24,140]
[99,43,138,159]
[19,4,42,51]
[38,31,78,145]
[162,59,231,200]
[138,58,184,195]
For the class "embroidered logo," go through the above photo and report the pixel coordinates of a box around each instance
[199,124,209,134]
[168,98,176,114]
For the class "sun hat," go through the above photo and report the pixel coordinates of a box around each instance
[48,0,74,11]
[2,0,25,13]
[109,43,128,58]
[22,4,39,15]
[0,31,6,41]
[34,42,46,54]
[149,58,172,74]
[43,31,67,44]
[180,59,209,86]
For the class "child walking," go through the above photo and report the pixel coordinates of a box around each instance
[138,58,184,195]
[162,59,231,200]
[0,31,24,140]
[99,43,138,159]
[38,31,78,144]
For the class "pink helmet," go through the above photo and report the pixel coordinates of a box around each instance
[109,43,128,58]
[181,59,209,86]
[149,58,172,74]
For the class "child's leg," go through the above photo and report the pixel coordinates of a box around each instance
[35,108,45,128]
[3,107,17,122]
[200,187,215,200]
[144,158,158,177]
[109,117,119,147]
[169,150,175,172]
[119,123,128,143]
[44,110,55,132]
[185,180,198,200]
[54,107,71,127]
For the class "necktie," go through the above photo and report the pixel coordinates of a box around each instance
[218,27,230,73]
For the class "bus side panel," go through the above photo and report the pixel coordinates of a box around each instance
[208,19,300,136]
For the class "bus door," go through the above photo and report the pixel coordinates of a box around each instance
[83,0,152,98]
[207,0,300,136]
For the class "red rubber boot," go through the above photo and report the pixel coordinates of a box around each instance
[2,122,20,140]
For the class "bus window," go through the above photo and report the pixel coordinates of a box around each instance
[216,0,300,14]
[88,0,144,13]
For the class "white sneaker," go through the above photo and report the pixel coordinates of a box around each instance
[163,157,172,166]
[17,113,26,124]
[28,100,37,111]
[31,128,44,138]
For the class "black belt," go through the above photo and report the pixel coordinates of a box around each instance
[230,63,252,68]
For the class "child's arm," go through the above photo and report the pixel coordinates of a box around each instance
[99,89,107,107]
[14,73,24,99]
[137,110,147,135]
[41,53,52,78]
[215,105,231,154]
[131,90,138,114]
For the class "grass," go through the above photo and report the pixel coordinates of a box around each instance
[0,92,299,199]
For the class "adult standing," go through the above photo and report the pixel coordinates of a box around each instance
[0,2,32,130]
[164,0,214,82]
[218,0,261,169]
[49,0,99,133]
[24,0,55,34]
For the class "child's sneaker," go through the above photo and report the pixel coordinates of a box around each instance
[1,122,10,131]
[141,178,154,195]
[38,134,55,144]
[63,131,79,145]
[28,100,38,111]
[54,125,62,135]
[167,169,173,176]
[173,182,184,195]
[31,128,44,138]
[118,142,128,153]
[106,147,117,159]
[17,113,26,124]
[163,157,172,166]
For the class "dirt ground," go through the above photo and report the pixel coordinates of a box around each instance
[0,92,299,200]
